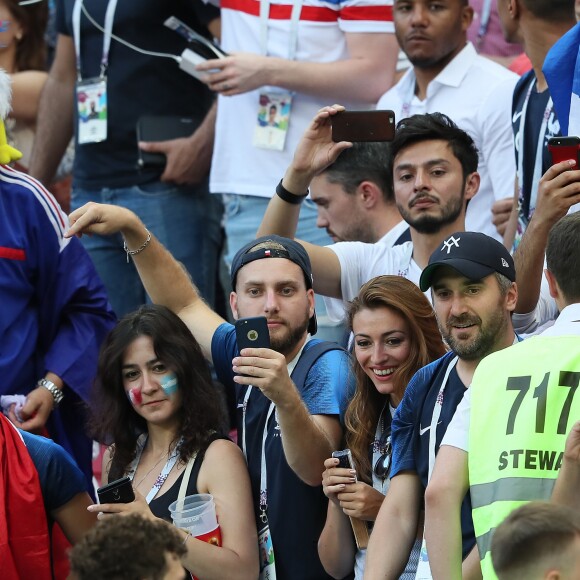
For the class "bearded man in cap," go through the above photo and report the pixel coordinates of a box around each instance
[364,231,519,579]
[65,202,352,580]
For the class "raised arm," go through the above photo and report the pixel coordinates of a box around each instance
[66,204,224,360]
[28,34,76,185]
[198,32,398,102]
[514,160,580,314]
[257,105,351,298]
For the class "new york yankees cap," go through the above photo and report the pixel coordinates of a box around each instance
[419,231,516,291]
[230,234,317,335]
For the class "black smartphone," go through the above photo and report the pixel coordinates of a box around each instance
[235,316,271,351]
[332,449,357,480]
[97,476,135,504]
[136,115,201,168]
[331,110,396,143]
[548,136,580,166]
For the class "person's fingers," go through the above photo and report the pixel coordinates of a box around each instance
[138,140,171,153]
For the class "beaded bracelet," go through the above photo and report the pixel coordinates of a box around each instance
[276,179,309,205]
[123,230,152,263]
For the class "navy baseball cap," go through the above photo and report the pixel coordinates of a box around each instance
[419,232,516,291]
[230,235,317,335]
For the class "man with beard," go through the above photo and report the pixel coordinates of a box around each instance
[258,107,480,322]
[375,0,518,240]
[363,231,518,579]
[424,213,580,579]
[64,202,351,580]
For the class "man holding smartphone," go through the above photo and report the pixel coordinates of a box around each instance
[65,206,353,580]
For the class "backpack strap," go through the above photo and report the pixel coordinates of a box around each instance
[290,340,346,391]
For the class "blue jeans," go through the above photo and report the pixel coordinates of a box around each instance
[222,194,344,342]
[72,180,223,318]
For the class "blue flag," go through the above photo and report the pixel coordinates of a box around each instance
[543,23,580,137]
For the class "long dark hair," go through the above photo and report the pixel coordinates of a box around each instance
[344,276,446,483]
[6,0,48,71]
[90,305,225,479]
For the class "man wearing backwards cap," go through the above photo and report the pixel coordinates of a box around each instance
[65,203,352,580]
[364,231,518,579]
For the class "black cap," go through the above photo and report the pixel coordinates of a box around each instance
[230,235,317,335]
[419,232,516,291]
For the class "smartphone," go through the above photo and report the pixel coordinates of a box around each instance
[235,316,271,351]
[97,476,135,504]
[548,136,580,166]
[331,110,396,143]
[136,115,201,168]
[332,449,356,480]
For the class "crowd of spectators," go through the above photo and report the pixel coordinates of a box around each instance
[2,0,580,579]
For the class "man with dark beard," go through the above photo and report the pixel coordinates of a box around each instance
[363,232,518,579]
[64,201,352,580]
[258,108,480,317]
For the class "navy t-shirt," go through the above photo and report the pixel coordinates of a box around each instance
[391,352,475,559]
[211,323,353,580]
[56,0,218,188]
[512,70,560,226]
[22,430,88,513]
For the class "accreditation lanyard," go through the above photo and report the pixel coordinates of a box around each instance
[241,342,305,520]
[517,78,553,219]
[72,0,119,81]
[126,434,183,504]
[259,0,304,60]
[427,356,458,482]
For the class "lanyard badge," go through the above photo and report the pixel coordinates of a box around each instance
[72,0,118,144]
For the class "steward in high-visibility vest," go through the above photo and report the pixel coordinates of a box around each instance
[468,335,580,579]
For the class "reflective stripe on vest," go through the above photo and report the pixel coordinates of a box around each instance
[468,335,580,580]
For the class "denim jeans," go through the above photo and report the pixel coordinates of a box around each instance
[222,194,344,342]
[72,179,223,318]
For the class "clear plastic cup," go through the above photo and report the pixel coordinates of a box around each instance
[169,493,221,544]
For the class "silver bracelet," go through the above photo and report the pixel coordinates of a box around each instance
[38,378,64,406]
[123,229,152,263]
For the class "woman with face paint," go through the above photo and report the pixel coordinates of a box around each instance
[318,276,446,580]
[88,305,259,580]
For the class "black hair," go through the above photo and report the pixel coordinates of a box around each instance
[390,113,479,182]
[90,305,225,479]
[323,141,394,203]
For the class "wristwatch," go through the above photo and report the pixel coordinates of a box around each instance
[38,378,64,407]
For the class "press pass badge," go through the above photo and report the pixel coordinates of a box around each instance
[76,77,108,144]
[253,91,292,152]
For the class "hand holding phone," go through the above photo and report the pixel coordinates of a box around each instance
[332,448,357,481]
[97,476,135,504]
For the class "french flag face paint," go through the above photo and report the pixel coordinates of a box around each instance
[161,373,179,396]
[128,387,142,406]
[0,20,9,33]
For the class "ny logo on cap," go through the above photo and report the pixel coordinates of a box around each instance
[442,235,461,254]
[501,258,509,268]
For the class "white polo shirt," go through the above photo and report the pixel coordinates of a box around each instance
[443,303,580,452]
[377,42,518,240]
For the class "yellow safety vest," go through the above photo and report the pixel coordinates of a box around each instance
[468,335,580,579]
